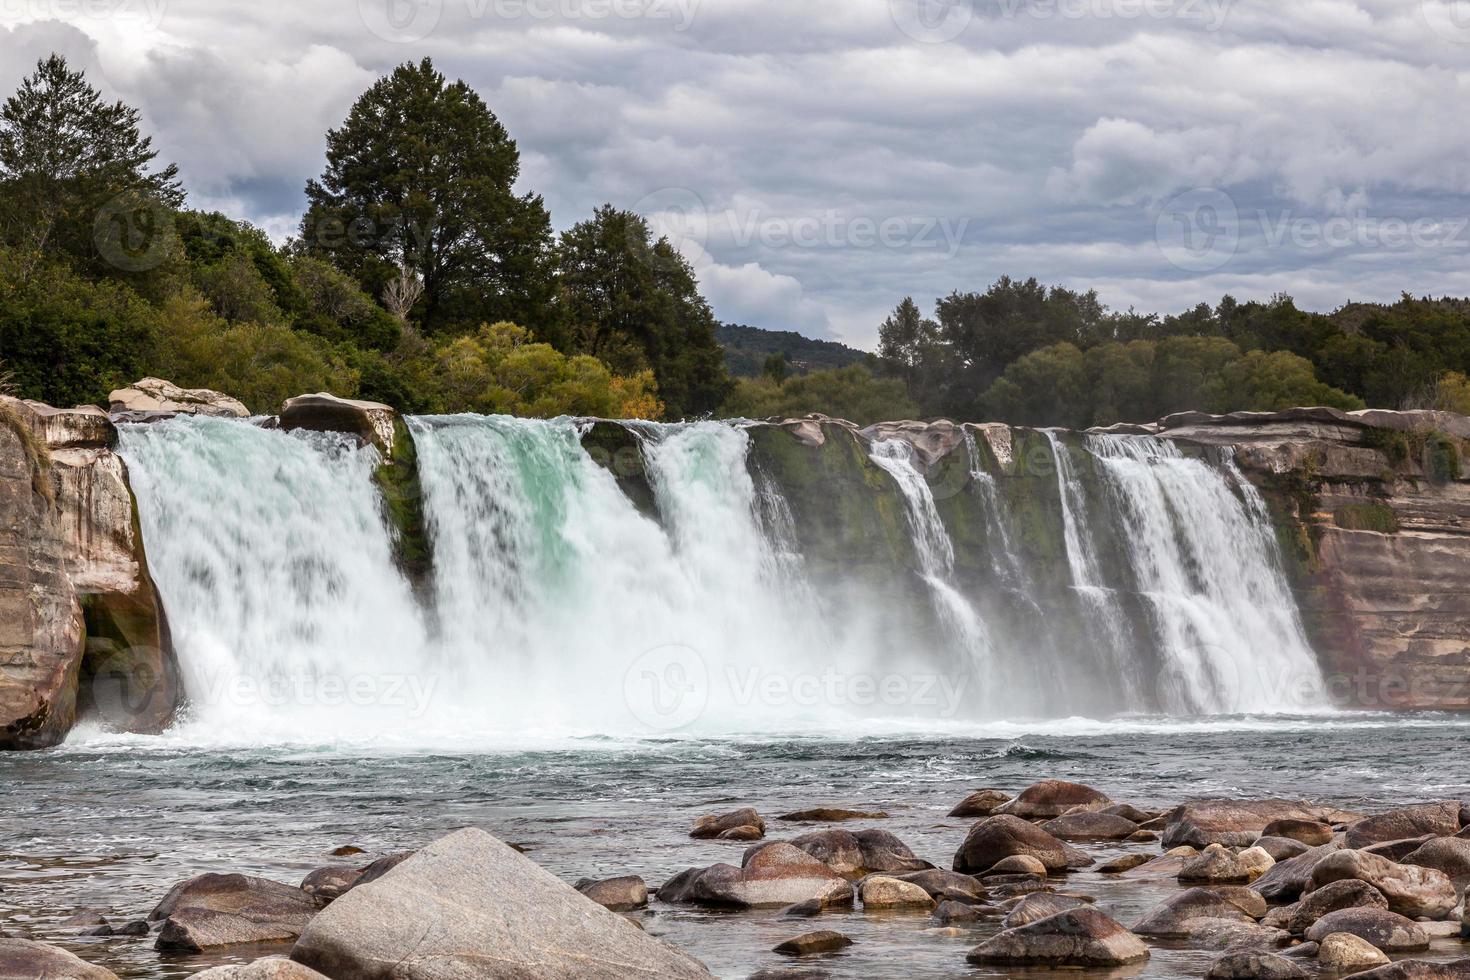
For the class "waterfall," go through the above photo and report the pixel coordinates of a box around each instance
[1087,434,1325,713]
[963,430,1028,589]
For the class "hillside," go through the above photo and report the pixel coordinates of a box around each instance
[716,323,874,378]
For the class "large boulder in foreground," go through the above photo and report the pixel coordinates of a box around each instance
[1303,907,1429,951]
[1308,849,1457,920]
[997,780,1111,819]
[954,815,1093,874]
[151,873,320,952]
[1344,802,1461,848]
[1162,800,1337,849]
[292,828,712,979]
[966,907,1149,967]
[0,938,117,979]
[279,393,397,457]
[109,378,249,418]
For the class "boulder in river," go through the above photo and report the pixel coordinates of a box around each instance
[1040,811,1138,841]
[150,873,320,952]
[1203,951,1308,980]
[1308,848,1457,919]
[987,855,1048,876]
[753,829,928,878]
[1303,907,1429,951]
[575,876,649,912]
[690,807,765,840]
[1253,837,1310,862]
[1162,800,1337,849]
[1348,961,1470,980]
[1002,892,1089,928]
[109,378,249,418]
[948,789,1011,818]
[1402,836,1470,890]
[772,931,852,956]
[188,959,331,979]
[893,869,985,904]
[856,876,933,910]
[291,828,713,979]
[1250,842,1343,902]
[1098,854,1152,874]
[690,844,854,909]
[1287,878,1388,934]
[1261,818,1334,846]
[300,866,361,904]
[0,938,117,979]
[1180,844,1275,884]
[777,808,887,823]
[279,393,397,456]
[966,906,1149,967]
[1344,802,1462,848]
[953,815,1093,874]
[1319,931,1391,972]
[997,780,1111,819]
[1132,887,1256,937]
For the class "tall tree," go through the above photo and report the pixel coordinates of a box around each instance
[556,205,730,417]
[0,54,183,274]
[299,58,552,334]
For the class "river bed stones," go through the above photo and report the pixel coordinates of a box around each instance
[1251,842,1343,902]
[1253,837,1310,862]
[1203,951,1308,979]
[1261,818,1334,846]
[576,875,649,911]
[1002,892,1089,927]
[1180,844,1275,884]
[746,829,927,879]
[681,844,854,909]
[149,873,320,953]
[856,875,933,910]
[1132,887,1258,937]
[1287,878,1388,933]
[1308,848,1458,919]
[997,780,1111,818]
[1402,836,1470,890]
[290,828,713,979]
[1162,800,1338,849]
[1099,853,1152,874]
[1317,932,1392,972]
[777,808,887,823]
[772,931,852,956]
[189,959,331,979]
[1350,961,1470,980]
[966,906,1149,967]
[948,789,1011,818]
[1303,907,1430,951]
[690,808,765,841]
[0,938,118,979]
[1344,802,1462,848]
[1040,811,1138,841]
[953,815,1093,874]
[893,869,985,904]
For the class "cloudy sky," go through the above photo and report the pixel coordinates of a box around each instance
[4,0,1470,348]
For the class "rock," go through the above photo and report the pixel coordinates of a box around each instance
[1348,962,1470,980]
[1128,830,1160,842]
[953,815,1093,874]
[1308,849,1457,919]
[109,378,249,418]
[1363,836,1437,862]
[857,876,933,910]
[1254,837,1310,862]
[0,939,118,979]
[997,780,1111,819]
[988,855,1049,876]
[783,899,822,918]
[654,868,703,903]
[300,866,361,903]
[1304,908,1429,951]
[689,844,853,909]
[1120,854,1192,880]
[966,907,1149,967]
[778,808,887,822]
[1187,920,1291,950]
[353,852,413,888]
[576,876,649,912]
[1345,803,1462,848]
[892,870,985,904]
[1162,800,1338,849]
[1213,886,1269,919]
[1133,888,1257,937]
[1040,811,1138,841]
[757,829,928,878]
[1403,837,1470,890]
[290,828,711,979]
[748,971,832,980]
[933,900,988,925]
[279,393,397,456]
[188,959,332,979]
[1280,942,1318,958]
[982,875,1051,898]
[115,921,149,936]
[1288,878,1388,934]
[1180,844,1275,884]
[1102,803,1156,823]
[1261,905,1295,930]
[948,789,1011,818]
[1098,854,1152,874]
[151,873,319,952]
[772,931,852,956]
[1317,931,1392,972]
[1260,818,1335,846]
[1422,920,1462,938]
[1204,951,1309,979]
[330,846,365,857]
[690,807,765,840]
[60,913,109,929]
[1251,842,1343,902]
[1002,893,1089,928]
[718,825,764,842]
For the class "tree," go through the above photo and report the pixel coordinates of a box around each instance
[299,58,553,334]
[0,55,182,273]
[878,296,936,373]
[555,205,730,417]
[722,364,919,425]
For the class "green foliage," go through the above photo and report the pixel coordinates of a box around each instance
[1334,502,1399,534]
[718,323,869,378]
[1426,432,1461,482]
[1361,426,1412,467]
[722,364,919,426]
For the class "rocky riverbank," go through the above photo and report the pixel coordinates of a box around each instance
[6,778,1470,978]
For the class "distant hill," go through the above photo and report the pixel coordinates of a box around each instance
[716,323,874,378]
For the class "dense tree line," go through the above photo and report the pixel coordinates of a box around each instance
[0,55,726,418]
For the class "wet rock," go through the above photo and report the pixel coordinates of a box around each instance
[772,931,852,956]
[109,378,249,418]
[966,907,1149,967]
[751,829,928,878]
[1204,951,1308,979]
[353,852,413,889]
[330,846,364,857]
[1348,961,1470,980]
[1119,853,1191,880]
[997,780,1111,819]
[783,899,823,918]
[1251,842,1343,902]
[892,870,985,904]
[1280,942,1318,958]
[1303,908,1429,951]
[1133,888,1257,937]
[1098,854,1152,874]
[1254,837,1310,862]
[1102,803,1156,823]
[778,808,887,823]
[1261,819,1335,847]
[300,866,361,904]
[576,876,649,912]
[188,959,331,979]
[692,844,854,909]
[1040,811,1138,841]
[933,900,988,925]
[989,855,1048,876]
[1362,836,1437,862]
[1180,844,1275,884]
[691,808,764,840]
[1162,801,1337,849]
[718,826,764,842]
[1213,886,1269,919]
[279,393,396,455]
[1128,830,1160,842]
[1344,803,1462,849]
[857,876,933,910]
[1402,837,1470,890]
[981,875,1052,899]
[1288,878,1388,934]
[0,939,118,979]
[1002,893,1089,928]
[115,921,149,937]
[61,913,109,930]
[1261,905,1295,930]
[654,869,703,904]
[953,815,1093,875]
[1317,931,1391,972]
[749,970,831,980]
[1187,921,1291,951]
[948,789,1011,818]
[290,828,712,979]
[1308,849,1457,919]
[151,873,320,952]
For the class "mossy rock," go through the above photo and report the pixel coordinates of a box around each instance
[1334,502,1399,534]
[580,421,658,520]
[374,417,432,586]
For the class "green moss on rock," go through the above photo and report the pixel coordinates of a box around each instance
[1334,501,1399,534]
[374,417,432,585]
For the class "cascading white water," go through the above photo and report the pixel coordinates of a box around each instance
[963,430,1028,589]
[1087,434,1326,713]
